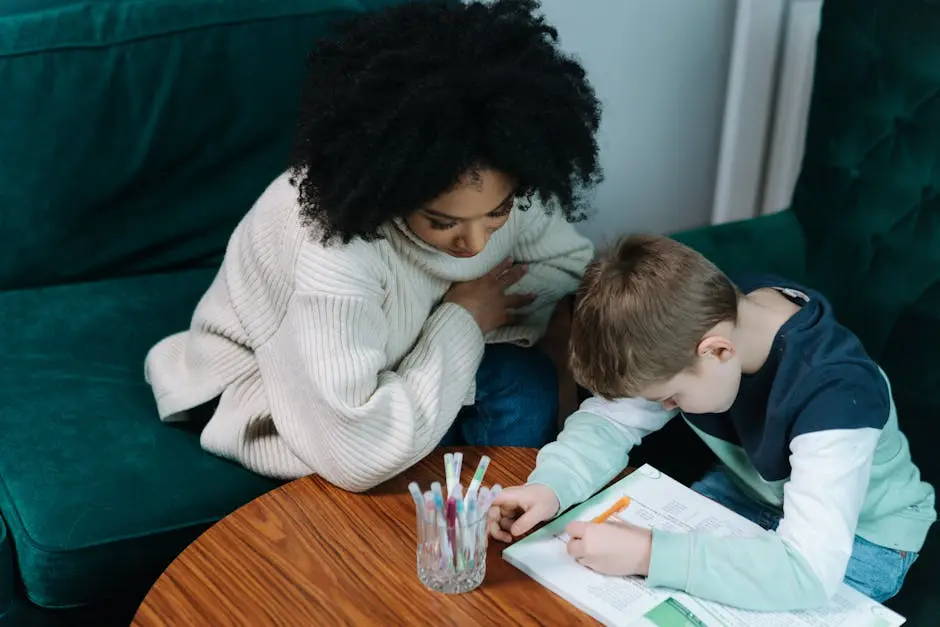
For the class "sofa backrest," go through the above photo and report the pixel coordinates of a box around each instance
[789,1,939,617]
[791,0,940,400]
[0,0,423,291]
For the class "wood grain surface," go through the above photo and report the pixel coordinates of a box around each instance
[133,447,607,626]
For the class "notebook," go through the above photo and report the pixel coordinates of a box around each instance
[503,464,906,627]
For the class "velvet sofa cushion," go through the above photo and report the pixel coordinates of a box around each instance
[0,0,423,291]
[0,269,280,609]
[672,210,807,283]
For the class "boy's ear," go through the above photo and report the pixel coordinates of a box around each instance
[697,336,734,362]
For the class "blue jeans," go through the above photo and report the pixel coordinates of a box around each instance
[438,343,558,448]
[691,465,919,603]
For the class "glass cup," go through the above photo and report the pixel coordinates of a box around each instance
[416,508,488,594]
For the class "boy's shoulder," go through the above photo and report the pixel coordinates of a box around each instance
[739,273,893,435]
[729,272,864,374]
[780,360,891,437]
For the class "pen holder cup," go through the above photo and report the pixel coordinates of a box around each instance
[416,509,488,594]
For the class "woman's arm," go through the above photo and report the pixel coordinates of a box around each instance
[257,291,485,492]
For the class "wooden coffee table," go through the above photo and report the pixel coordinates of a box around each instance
[133,447,603,626]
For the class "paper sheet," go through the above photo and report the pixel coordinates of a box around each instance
[503,465,905,627]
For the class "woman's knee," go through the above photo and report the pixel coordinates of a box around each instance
[477,344,557,409]
[471,344,558,445]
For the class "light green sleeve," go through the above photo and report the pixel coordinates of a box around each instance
[649,530,828,611]
[526,397,676,512]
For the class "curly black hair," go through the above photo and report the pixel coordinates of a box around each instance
[290,0,603,243]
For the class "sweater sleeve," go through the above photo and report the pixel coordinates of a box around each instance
[258,291,485,493]
[486,205,594,346]
[526,397,676,511]
[647,374,887,611]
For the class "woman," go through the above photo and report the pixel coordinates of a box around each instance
[145,0,602,491]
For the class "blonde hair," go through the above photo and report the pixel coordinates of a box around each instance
[570,234,740,399]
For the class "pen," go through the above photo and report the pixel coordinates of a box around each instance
[423,491,435,520]
[408,481,424,519]
[422,491,435,544]
[444,453,456,497]
[455,493,471,569]
[592,496,632,523]
[453,452,463,484]
[427,485,448,566]
[464,455,490,506]
[467,495,478,556]
[446,497,459,570]
[431,481,445,518]
[455,489,468,527]
[478,486,493,512]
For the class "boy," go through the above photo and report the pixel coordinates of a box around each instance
[489,234,936,611]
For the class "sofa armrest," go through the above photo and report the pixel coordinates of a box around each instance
[671,210,807,284]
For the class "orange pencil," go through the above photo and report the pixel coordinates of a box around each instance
[592,496,631,523]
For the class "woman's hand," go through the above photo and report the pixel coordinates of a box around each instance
[565,519,653,577]
[487,484,560,542]
[444,257,536,334]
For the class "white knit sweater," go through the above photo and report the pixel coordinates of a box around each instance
[145,172,593,491]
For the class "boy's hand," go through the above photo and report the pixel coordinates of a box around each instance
[488,484,560,542]
[565,519,653,577]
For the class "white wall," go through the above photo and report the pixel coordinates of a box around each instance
[535,0,738,249]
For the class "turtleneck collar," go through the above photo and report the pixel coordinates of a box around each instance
[379,215,516,283]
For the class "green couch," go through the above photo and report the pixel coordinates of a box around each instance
[0,0,936,625]
[0,1,433,625]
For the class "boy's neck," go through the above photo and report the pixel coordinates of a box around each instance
[732,289,802,375]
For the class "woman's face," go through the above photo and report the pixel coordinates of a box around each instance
[405,169,516,258]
